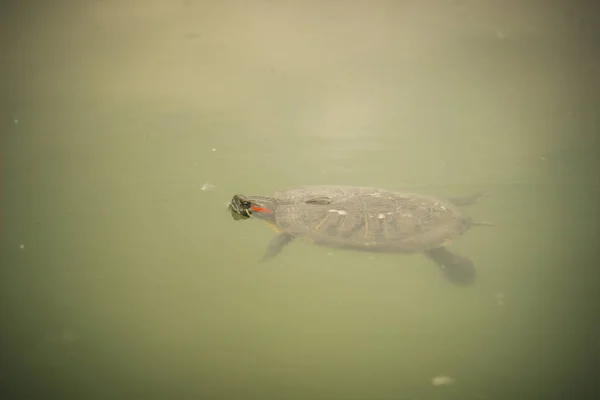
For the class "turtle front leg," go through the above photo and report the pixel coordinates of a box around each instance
[261,233,295,262]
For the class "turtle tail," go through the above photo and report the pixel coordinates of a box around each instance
[470,220,495,227]
[465,217,496,228]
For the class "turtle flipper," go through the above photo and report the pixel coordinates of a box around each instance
[448,191,486,207]
[261,233,295,262]
[424,247,476,286]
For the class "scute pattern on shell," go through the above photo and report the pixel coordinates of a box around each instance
[271,186,471,252]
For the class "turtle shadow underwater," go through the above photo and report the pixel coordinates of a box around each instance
[228,185,492,286]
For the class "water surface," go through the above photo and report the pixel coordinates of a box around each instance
[1,1,599,399]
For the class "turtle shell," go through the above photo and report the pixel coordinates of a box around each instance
[270,186,472,253]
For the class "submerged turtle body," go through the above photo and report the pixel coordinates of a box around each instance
[267,186,471,253]
[228,185,489,286]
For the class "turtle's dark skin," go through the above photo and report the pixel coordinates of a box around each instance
[228,186,490,286]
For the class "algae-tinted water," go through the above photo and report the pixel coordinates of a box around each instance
[1,1,599,399]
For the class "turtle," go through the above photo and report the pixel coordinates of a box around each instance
[227,185,491,286]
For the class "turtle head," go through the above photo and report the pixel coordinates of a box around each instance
[228,194,277,222]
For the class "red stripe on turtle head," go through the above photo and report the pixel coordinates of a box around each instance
[251,205,273,214]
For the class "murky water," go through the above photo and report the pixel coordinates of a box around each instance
[2,1,599,399]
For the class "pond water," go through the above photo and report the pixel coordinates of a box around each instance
[1,1,599,399]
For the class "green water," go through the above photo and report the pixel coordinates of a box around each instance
[2,1,599,399]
